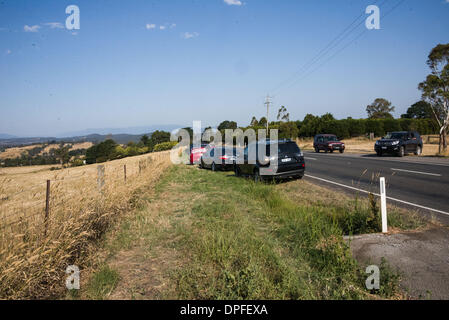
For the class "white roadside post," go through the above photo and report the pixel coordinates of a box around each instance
[380,177,388,234]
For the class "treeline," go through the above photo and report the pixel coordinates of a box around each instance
[85,130,177,164]
[295,114,437,139]
[0,143,87,167]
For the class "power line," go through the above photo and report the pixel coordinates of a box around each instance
[280,0,406,92]
[270,0,393,98]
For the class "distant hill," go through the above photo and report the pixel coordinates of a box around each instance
[0,125,183,147]
[56,125,181,138]
[0,133,17,139]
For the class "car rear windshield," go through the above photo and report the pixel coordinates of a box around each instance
[265,143,300,155]
[385,132,407,140]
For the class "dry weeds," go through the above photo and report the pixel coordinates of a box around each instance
[0,151,172,299]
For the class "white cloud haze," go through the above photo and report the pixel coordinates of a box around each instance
[182,32,199,39]
[224,0,242,5]
[23,25,40,32]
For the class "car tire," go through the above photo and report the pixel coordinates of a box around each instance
[254,169,263,183]
[212,162,216,171]
[234,165,241,177]
[415,146,422,156]
[339,150,344,154]
[200,159,204,169]
[376,151,382,157]
[325,149,329,153]
[330,150,334,153]
[398,146,405,157]
[315,147,319,153]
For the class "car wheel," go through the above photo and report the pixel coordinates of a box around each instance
[212,162,216,171]
[254,169,263,183]
[339,150,344,154]
[330,149,334,153]
[325,149,329,153]
[415,146,422,156]
[315,147,319,153]
[234,165,241,177]
[398,146,405,157]
[200,159,204,169]
[376,151,382,157]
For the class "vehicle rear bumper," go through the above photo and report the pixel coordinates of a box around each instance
[260,167,305,178]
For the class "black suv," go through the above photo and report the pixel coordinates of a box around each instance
[234,140,305,182]
[374,131,423,157]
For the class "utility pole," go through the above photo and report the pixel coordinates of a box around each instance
[264,94,271,133]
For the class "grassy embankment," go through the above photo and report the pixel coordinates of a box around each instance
[89,164,426,300]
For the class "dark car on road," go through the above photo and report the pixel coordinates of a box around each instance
[200,146,236,171]
[234,140,305,182]
[375,131,423,157]
[313,134,345,153]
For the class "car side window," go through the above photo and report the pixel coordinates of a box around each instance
[210,149,214,157]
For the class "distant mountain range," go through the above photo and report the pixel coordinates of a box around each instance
[0,125,183,147]
[0,133,18,139]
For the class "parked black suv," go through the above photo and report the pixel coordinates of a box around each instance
[374,131,423,157]
[234,140,305,181]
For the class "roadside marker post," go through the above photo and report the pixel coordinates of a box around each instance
[380,177,388,234]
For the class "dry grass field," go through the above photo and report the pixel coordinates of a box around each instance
[0,142,94,160]
[0,150,172,299]
[297,136,444,156]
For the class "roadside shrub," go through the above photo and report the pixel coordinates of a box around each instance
[153,141,178,152]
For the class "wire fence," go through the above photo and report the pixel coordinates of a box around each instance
[0,152,169,235]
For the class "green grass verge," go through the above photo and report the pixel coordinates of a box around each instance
[101,165,424,299]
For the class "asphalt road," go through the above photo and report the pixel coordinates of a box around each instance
[303,151,449,223]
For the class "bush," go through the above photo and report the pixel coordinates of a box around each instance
[153,141,178,152]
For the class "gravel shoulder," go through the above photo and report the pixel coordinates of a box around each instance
[349,227,449,299]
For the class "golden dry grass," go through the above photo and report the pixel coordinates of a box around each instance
[0,142,94,160]
[0,151,172,299]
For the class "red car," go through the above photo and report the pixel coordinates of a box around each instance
[313,134,345,153]
[189,144,209,165]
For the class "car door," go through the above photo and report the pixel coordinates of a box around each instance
[406,132,415,152]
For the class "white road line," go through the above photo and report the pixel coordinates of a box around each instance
[305,157,317,161]
[305,174,449,217]
[391,168,442,177]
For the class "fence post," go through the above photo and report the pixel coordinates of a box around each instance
[44,180,50,236]
[124,164,127,183]
[97,165,105,193]
[380,177,388,234]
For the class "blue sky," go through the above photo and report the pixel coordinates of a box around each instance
[0,0,448,137]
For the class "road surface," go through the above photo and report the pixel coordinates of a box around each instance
[303,151,449,223]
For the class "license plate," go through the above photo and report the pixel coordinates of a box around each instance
[382,147,387,150]
[281,158,291,163]
[334,147,340,149]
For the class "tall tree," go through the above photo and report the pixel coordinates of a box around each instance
[250,116,259,126]
[277,106,290,122]
[259,117,267,127]
[418,43,449,153]
[217,120,237,131]
[401,101,432,119]
[366,98,395,119]
[140,134,150,146]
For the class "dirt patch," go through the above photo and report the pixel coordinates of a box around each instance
[349,227,449,299]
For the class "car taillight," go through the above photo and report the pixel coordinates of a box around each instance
[220,156,229,160]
